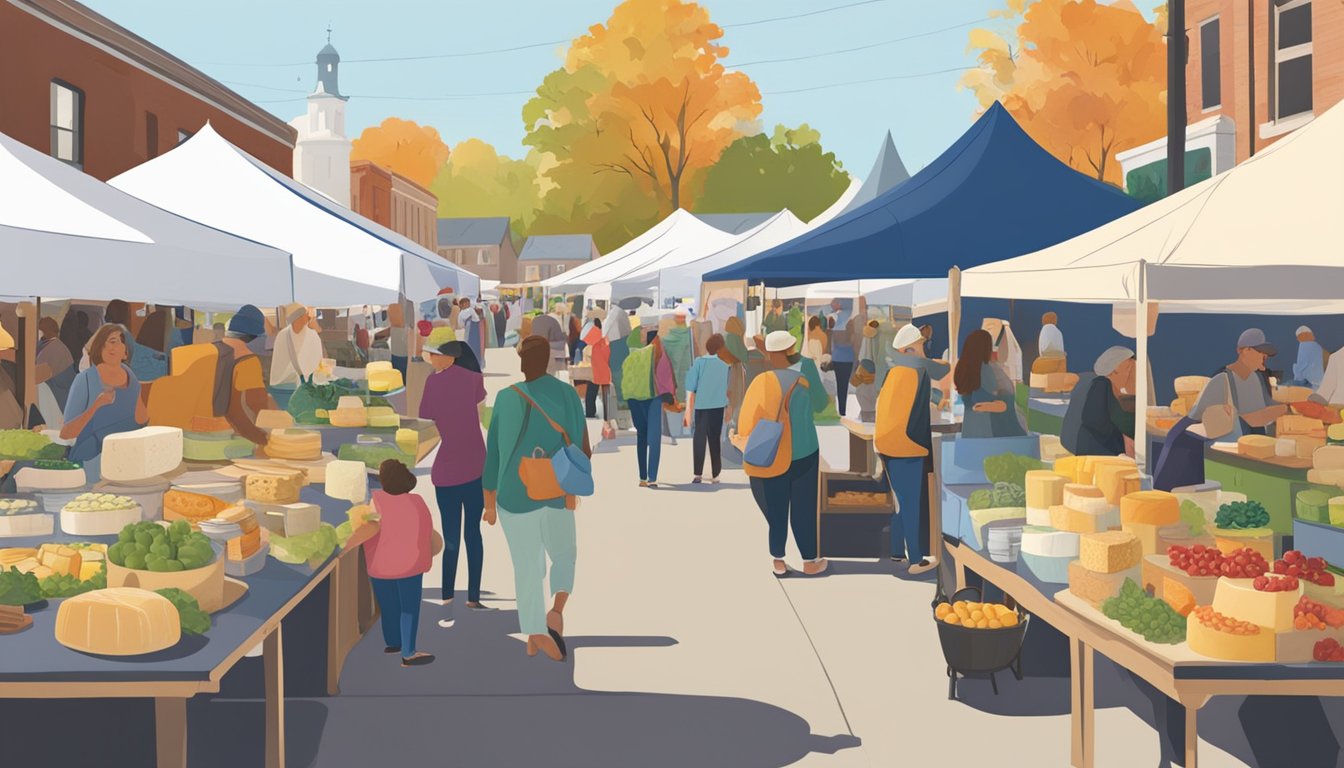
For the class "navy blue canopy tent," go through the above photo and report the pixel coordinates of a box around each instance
[703,102,1143,287]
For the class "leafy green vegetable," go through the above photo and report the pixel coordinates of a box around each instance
[983,453,1045,488]
[968,483,1026,511]
[968,489,993,511]
[338,443,416,471]
[0,567,43,606]
[0,430,63,460]
[109,521,215,571]
[40,567,105,599]
[1214,500,1270,530]
[270,523,339,567]
[31,458,81,470]
[155,588,211,635]
[1179,500,1207,536]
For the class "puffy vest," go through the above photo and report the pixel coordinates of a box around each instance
[875,365,928,458]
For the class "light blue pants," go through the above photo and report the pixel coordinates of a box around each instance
[499,505,577,636]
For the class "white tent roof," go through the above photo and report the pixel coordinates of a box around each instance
[653,211,809,300]
[541,209,736,293]
[776,279,949,315]
[0,130,294,307]
[111,123,478,306]
[962,100,1344,313]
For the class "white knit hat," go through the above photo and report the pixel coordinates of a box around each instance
[765,330,797,353]
[892,324,925,351]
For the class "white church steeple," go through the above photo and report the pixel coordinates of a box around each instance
[289,27,351,207]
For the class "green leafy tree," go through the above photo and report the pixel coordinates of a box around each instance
[430,139,543,246]
[693,124,850,221]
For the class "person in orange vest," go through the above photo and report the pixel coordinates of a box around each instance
[876,324,951,576]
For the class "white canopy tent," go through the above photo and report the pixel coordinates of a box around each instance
[776,278,950,316]
[111,123,478,306]
[0,130,294,307]
[962,98,1344,469]
[541,209,736,296]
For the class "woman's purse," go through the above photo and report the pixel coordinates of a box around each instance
[509,386,595,500]
[743,371,806,468]
[1194,373,1237,440]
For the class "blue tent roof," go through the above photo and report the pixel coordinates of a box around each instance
[703,102,1143,286]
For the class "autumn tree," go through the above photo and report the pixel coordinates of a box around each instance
[695,124,850,221]
[960,0,1166,187]
[351,117,451,188]
[523,0,762,249]
[430,139,542,246]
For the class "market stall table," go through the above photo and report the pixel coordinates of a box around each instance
[1015,383,1069,436]
[0,486,364,768]
[1202,443,1330,541]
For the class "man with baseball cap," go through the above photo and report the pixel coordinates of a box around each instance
[1290,325,1326,389]
[731,330,828,577]
[874,324,952,575]
[1188,328,1288,440]
[1060,346,1137,457]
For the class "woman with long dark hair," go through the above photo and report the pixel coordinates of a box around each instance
[954,329,1024,438]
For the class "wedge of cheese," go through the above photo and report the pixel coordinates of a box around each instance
[100,426,184,482]
[255,410,295,430]
[54,588,181,656]
[37,543,82,577]
[1212,577,1302,632]
[1068,561,1140,608]
[1187,617,1274,662]
[244,471,304,504]
[1238,435,1277,460]
[1094,462,1140,506]
[1049,504,1118,534]
[1079,531,1142,574]
[1063,484,1111,515]
[1120,490,1180,526]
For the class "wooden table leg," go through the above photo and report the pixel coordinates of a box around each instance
[154,696,187,768]
[927,473,941,562]
[265,624,285,768]
[1183,701,1199,768]
[1070,638,1095,768]
[327,556,343,696]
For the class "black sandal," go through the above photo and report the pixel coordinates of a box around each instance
[384,646,401,654]
[401,652,435,667]
[548,628,568,660]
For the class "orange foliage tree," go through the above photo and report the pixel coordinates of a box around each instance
[351,117,451,189]
[524,0,762,244]
[960,0,1167,186]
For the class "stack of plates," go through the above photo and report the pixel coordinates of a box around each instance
[986,524,1024,564]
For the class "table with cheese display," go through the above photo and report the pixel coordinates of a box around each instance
[943,454,1344,768]
[0,430,391,768]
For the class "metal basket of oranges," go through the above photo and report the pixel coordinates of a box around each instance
[932,586,1029,699]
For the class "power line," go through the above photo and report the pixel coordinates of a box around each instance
[722,0,887,28]
[734,17,988,67]
[764,66,974,95]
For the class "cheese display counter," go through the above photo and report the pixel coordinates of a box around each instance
[942,447,1344,767]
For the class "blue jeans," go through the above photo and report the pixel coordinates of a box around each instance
[628,397,663,482]
[370,574,423,659]
[749,451,819,560]
[882,455,927,562]
[435,479,484,603]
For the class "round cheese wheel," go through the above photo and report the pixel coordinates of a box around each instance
[1119,490,1179,526]
[54,587,181,656]
[1063,484,1110,515]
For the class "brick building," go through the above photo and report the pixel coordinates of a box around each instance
[350,160,438,251]
[436,217,517,282]
[516,235,600,283]
[0,0,295,180]
[1120,0,1340,199]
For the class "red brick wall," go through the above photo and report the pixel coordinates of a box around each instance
[0,2,293,180]
[350,161,393,228]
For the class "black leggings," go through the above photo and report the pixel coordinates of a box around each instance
[832,361,853,416]
[693,407,725,478]
[584,383,604,418]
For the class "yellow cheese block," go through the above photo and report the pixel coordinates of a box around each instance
[1316,445,1344,471]
[1123,522,1164,558]
[1294,435,1326,460]
[1063,484,1111,515]
[1096,466,1142,507]
[37,543,82,578]
[245,471,304,504]
[395,428,418,455]
[1187,616,1275,662]
[1067,560,1139,608]
[1212,577,1302,632]
[367,406,399,428]
[1278,414,1325,435]
[367,369,404,393]
[1174,376,1210,396]
[1211,527,1274,560]
[328,408,368,428]
[1238,435,1278,460]
[1079,531,1142,574]
[1120,490,1180,526]
[1049,504,1117,534]
[1025,470,1067,511]
[54,587,182,656]
[78,561,103,582]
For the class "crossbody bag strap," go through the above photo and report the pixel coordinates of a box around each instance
[773,370,806,422]
[505,389,535,468]
[509,384,572,446]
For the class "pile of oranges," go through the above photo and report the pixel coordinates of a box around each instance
[935,600,1019,629]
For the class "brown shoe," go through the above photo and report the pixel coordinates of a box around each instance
[527,633,564,661]
[803,559,830,576]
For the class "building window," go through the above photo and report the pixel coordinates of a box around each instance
[525,265,540,282]
[555,264,566,274]
[177,129,193,144]
[477,248,492,265]
[49,80,84,168]
[146,112,159,158]
[1273,0,1313,120]
[1200,18,1221,110]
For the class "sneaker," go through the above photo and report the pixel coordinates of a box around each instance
[466,601,496,612]
[709,476,721,485]
[401,652,435,667]
[384,646,401,655]
[692,476,702,484]
[647,482,659,489]
[639,480,649,488]
[908,559,936,576]
[889,556,907,564]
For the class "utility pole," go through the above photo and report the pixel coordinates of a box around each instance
[1167,0,1187,195]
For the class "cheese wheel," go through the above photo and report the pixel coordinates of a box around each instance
[1094,462,1140,506]
[1052,456,1086,484]
[1120,490,1180,526]
[1308,468,1344,487]
[1025,470,1068,510]
[1049,504,1118,534]
[1025,507,1052,527]
[1187,616,1274,662]
[1020,528,1080,558]
[1174,376,1210,396]
[1063,484,1110,515]
[1079,531,1142,574]
[366,361,393,373]
[100,426,184,482]
[1237,435,1277,460]
[54,588,182,656]
[1212,577,1302,632]
[255,410,295,430]
[1068,561,1140,607]
[1315,445,1344,471]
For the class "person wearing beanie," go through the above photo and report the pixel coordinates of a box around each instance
[1060,346,1138,458]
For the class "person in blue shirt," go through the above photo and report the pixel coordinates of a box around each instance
[684,334,731,484]
[1291,326,1326,389]
[826,299,856,417]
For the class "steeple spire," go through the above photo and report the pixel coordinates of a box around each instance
[314,30,345,100]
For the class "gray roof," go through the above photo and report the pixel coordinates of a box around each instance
[693,212,777,234]
[518,234,597,262]
[843,131,910,213]
[436,217,510,247]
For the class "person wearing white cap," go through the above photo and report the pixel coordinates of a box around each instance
[1290,326,1326,389]
[730,329,828,577]
[269,303,324,388]
[874,324,952,575]
[1060,346,1137,458]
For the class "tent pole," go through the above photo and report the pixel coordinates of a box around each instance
[1134,260,1150,474]
[947,267,962,369]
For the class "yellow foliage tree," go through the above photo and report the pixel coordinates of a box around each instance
[351,117,451,189]
[960,0,1167,186]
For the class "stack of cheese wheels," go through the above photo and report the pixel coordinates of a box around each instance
[1024,470,1068,527]
[329,396,368,428]
[1049,484,1118,534]
[1094,460,1141,506]
[1068,530,1143,608]
[1120,490,1181,556]
[1310,445,1344,488]
[366,361,404,393]
[1020,527,1079,583]
[1188,575,1304,662]
[264,429,323,461]
[1171,376,1208,418]
[1237,435,1278,460]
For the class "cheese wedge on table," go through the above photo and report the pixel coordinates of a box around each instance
[54,588,181,656]
[1238,435,1278,460]
[1212,577,1302,632]
[1187,614,1275,662]
[1063,485,1111,514]
[1120,490,1180,526]
[256,410,294,430]
[1162,577,1197,616]
[245,471,304,504]
[1050,504,1118,534]
[1068,561,1140,607]
[1079,531,1142,573]
[100,426,184,481]
[1094,462,1140,506]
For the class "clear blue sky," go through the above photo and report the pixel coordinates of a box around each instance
[82,0,1019,177]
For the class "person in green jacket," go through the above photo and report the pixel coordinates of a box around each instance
[786,304,805,352]
[483,335,589,662]
[660,307,695,434]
